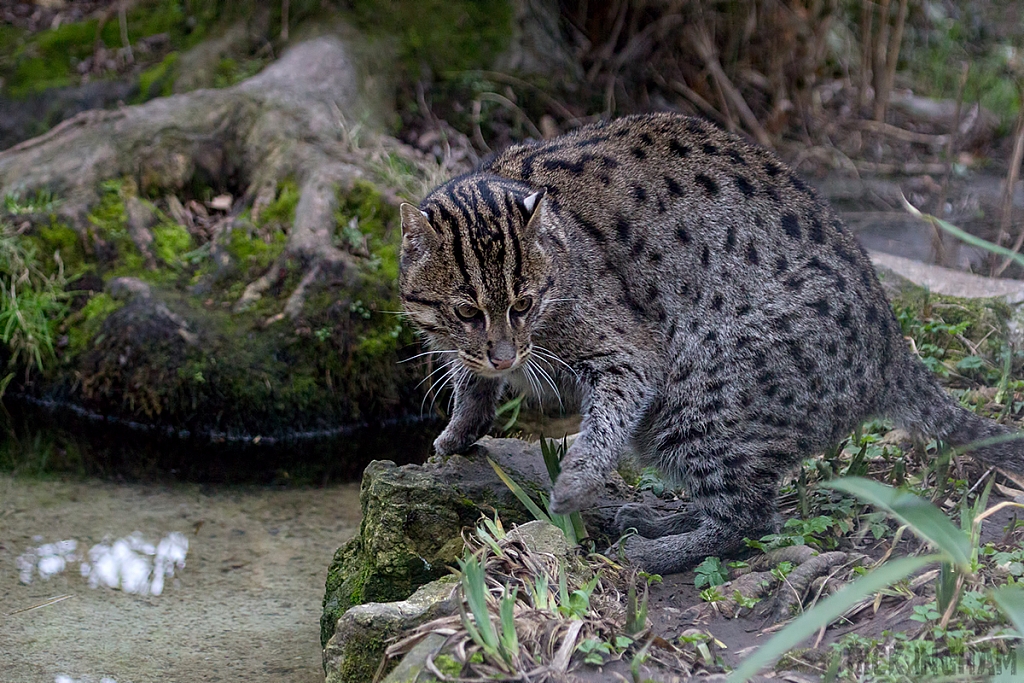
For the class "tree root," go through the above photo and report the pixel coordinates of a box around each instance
[768,551,865,622]
[1,36,383,324]
[711,547,866,622]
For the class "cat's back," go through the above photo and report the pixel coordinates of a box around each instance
[485,113,804,218]
[484,114,875,300]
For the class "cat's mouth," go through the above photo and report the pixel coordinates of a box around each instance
[461,350,528,377]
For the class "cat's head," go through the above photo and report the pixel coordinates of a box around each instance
[399,173,557,377]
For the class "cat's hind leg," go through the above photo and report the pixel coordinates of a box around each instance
[622,396,786,573]
[614,503,699,539]
[622,470,781,574]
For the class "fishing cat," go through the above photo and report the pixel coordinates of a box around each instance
[398,112,1024,575]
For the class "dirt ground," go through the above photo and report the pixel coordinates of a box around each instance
[0,474,362,683]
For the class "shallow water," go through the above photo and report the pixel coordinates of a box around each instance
[0,475,363,683]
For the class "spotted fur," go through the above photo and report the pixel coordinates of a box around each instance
[399,113,1024,574]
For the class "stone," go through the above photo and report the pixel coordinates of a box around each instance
[506,519,572,558]
[320,437,634,649]
[323,576,457,683]
[380,632,447,683]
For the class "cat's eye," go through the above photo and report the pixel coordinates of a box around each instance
[510,297,533,315]
[454,303,483,322]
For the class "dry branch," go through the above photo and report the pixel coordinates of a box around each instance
[686,26,773,147]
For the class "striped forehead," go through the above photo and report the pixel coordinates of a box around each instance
[423,178,528,295]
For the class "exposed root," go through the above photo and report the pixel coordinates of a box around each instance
[716,571,777,619]
[234,254,286,313]
[768,551,866,622]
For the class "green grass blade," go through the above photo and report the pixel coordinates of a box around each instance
[825,477,971,569]
[540,437,562,483]
[458,555,499,650]
[991,584,1024,637]
[498,585,519,663]
[488,457,552,524]
[727,554,941,682]
[900,192,1024,271]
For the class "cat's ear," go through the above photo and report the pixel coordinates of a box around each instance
[518,189,546,235]
[400,203,436,241]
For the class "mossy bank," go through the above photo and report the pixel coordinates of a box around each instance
[2,176,423,438]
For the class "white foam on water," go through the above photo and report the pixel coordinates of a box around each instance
[54,676,118,683]
[18,532,188,595]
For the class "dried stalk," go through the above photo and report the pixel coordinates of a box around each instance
[687,26,773,147]
[874,0,908,121]
[850,119,950,147]
[871,0,891,119]
[993,101,1024,277]
[858,0,874,110]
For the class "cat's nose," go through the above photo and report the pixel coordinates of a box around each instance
[488,341,516,371]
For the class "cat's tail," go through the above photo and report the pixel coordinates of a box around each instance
[887,358,1024,473]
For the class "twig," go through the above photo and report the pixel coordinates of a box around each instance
[875,0,908,121]
[854,160,948,175]
[994,97,1024,277]
[871,0,892,120]
[858,0,874,111]
[663,77,731,129]
[849,119,950,147]
[686,26,773,147]
[477,92,544,140]
[470,71,578,123]
[8,594,73,615]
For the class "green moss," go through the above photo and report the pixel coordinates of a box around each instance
[212,56,267,88]
[225,226,287,274]
[337,635,388,683]
[2,1,217,99]
[67,293,123,357]
[433,654,461,678]
[345,0,512,76]
[137,52,180,101]
[24,221,88,277]
[260,181,300,227]
[151,222,192,266]
[889,283,1012,383]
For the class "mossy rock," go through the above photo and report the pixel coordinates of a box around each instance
[319,437,636,650]
[323,576,458,683]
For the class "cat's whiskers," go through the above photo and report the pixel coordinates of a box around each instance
[426,364,464,417]
[400,349,459,364]
[520,362,543,405]
[415,356,462,391]
[528,357,563,410]
[532,345,580,380]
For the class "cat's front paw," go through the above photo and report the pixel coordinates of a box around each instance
[549,467,602,514]
[432,425,481,456]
